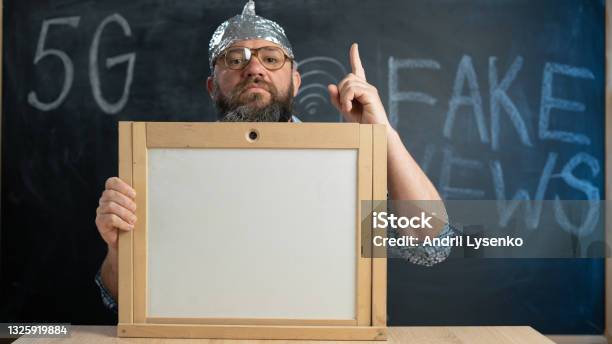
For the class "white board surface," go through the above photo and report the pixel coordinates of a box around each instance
[147,148,358,319]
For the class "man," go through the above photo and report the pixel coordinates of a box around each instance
[94,0,452,313]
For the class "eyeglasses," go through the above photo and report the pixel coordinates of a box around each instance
[219,46,291,71]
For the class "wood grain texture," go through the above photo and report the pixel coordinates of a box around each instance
[146,317,356,326]
[12,326,553,343]
[118,324,386,340]
[371,124,387,327]
[357,125,373,326]
[146,122,361,148]
[118,122,134,325]
[388,326,554,344]
[132,122,148,323]
[121,122,386,339]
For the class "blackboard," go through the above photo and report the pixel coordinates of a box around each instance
[1,0,605,334]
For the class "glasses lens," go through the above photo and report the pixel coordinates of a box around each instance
[259,47,285,70]
[225,48,249,70]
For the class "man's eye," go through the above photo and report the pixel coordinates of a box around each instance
[265,57,278,64]
[228,58,243,65]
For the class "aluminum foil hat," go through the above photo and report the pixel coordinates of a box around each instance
[208,0,294,72]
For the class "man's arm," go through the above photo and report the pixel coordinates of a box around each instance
[100,247,119,301]
[328,43,447,239]
[386,127,441,202]
[385,127,449,239]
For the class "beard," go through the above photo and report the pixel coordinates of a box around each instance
[212,76,295,122]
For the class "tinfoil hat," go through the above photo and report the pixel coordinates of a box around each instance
[208,0,294,72]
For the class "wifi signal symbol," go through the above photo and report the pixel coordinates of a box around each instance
[296,57,348,122]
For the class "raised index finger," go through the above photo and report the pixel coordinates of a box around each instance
[350,43,366,80]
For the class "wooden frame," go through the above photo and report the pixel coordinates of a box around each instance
[117,122,387,340]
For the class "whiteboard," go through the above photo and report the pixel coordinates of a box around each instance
[147,148,358,319]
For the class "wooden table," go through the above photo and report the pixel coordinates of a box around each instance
[12,325,555,343]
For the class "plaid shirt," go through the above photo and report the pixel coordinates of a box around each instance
[94,268,118,314]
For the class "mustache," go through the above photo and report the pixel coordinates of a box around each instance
[232,77,275,97]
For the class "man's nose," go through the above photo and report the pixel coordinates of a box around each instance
[241,55,267,77]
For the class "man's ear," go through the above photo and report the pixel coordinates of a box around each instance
[206,76,215,99]
[292,69,301,97]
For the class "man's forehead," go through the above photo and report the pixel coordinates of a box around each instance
[228,39,283,50]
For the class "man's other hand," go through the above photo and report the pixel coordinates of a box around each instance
[328,43,390,126]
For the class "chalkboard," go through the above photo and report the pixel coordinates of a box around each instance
[1,0,605,334]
